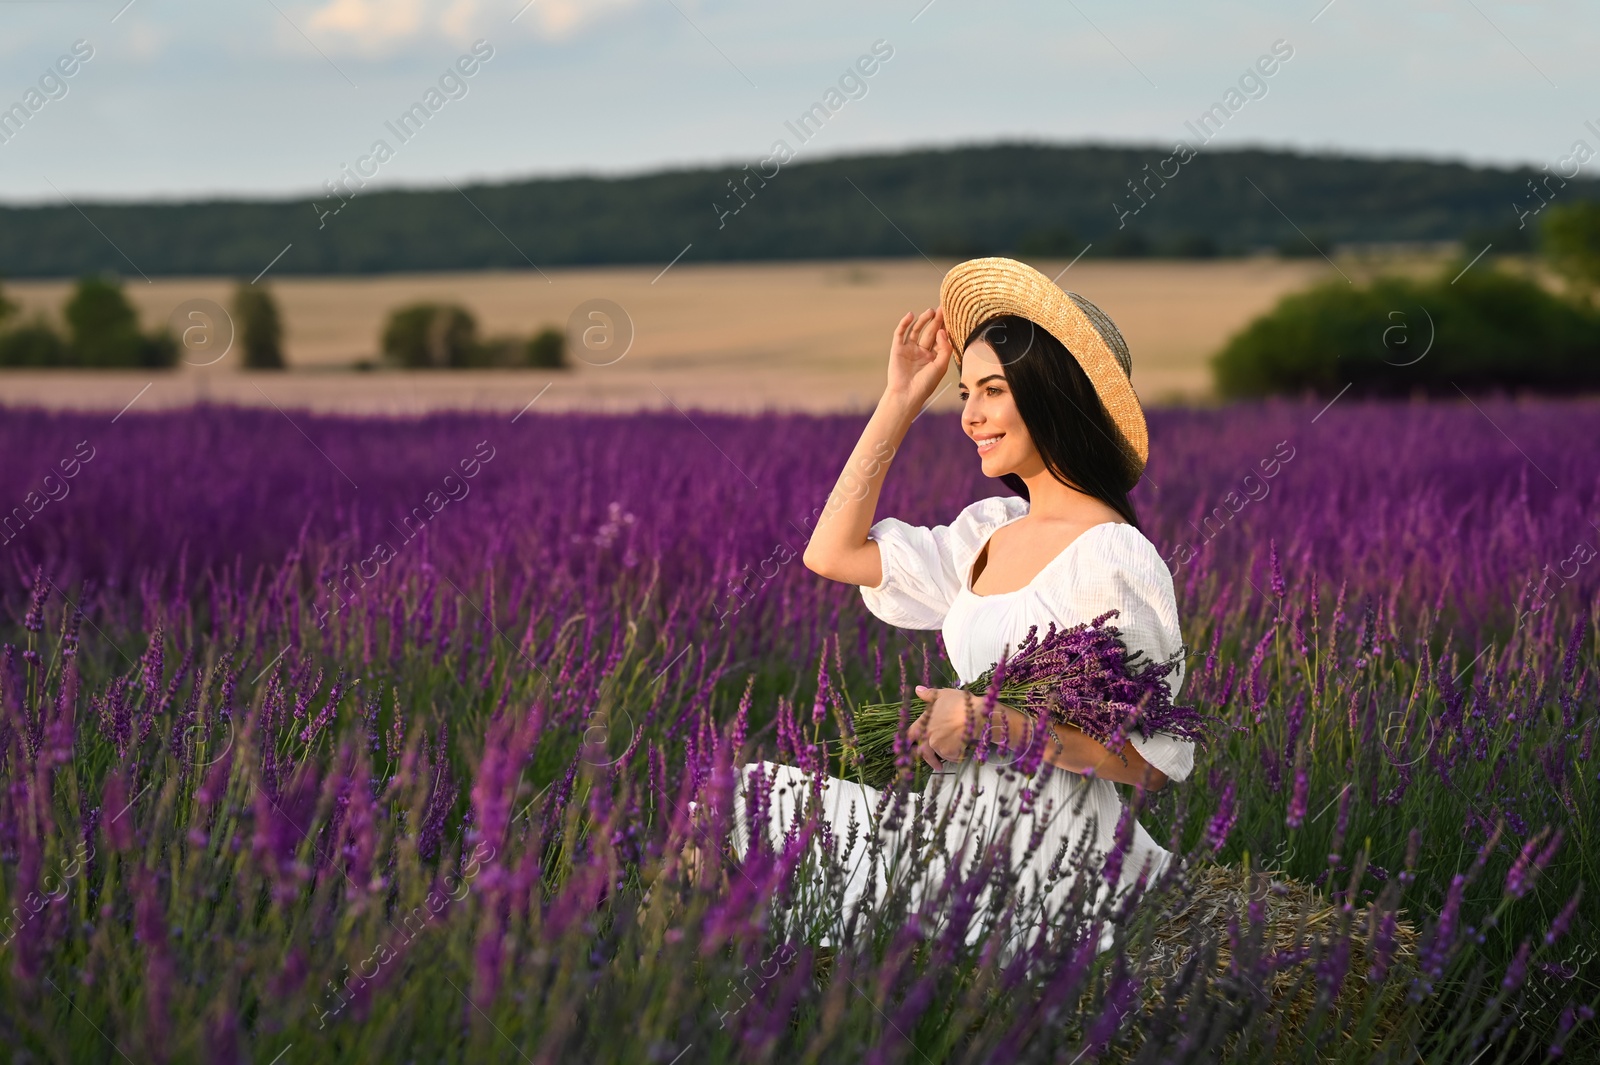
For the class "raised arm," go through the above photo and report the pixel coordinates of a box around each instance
[802,307,955,587]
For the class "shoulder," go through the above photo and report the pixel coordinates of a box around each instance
[953,494,1029,531]
[872,495,1026,542]
[867,494,1028,570]
[1067,522,1176,594]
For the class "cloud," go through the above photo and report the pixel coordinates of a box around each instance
[529,0,641,40]
[301,0,641,53]
[308,0,426,38]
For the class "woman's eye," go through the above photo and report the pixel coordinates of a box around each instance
[987,387,1002,396]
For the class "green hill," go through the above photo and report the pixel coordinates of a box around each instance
[0,142,1585,278]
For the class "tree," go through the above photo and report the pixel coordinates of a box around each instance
[381,303,480,368]
[1211,262,1600,398]
[233,282,285,369]
[63,275,174,368]
[0,278,14,328]
[525,326,567,369]
[1541,201,1600,294]
[0,318,67,367]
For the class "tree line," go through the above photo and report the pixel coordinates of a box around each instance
[0,143,1588,278]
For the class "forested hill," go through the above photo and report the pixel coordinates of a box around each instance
[1,142,1587,278]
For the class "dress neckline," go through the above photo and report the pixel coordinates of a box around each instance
[962,513,1125,599]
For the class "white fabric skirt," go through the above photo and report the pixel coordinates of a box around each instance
[728,756,1173,955]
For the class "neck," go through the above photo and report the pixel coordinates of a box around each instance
[1018,466,1118,522]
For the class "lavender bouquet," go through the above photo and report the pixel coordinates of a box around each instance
[845,610,1210,789]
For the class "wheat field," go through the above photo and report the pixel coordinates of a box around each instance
[0,255,1418,414]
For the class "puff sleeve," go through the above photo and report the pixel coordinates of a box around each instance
[858,496,1028,631]
[1037,524,1194,783]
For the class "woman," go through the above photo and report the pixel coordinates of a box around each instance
[728,257,1192,953]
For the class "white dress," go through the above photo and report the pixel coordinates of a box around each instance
[731,495,1193,954]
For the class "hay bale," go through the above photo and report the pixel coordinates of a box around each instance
[1128,860,1420,1057]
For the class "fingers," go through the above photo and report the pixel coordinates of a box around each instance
[892,311,914,348]
[914,307,940,351]
[934,326,954,363]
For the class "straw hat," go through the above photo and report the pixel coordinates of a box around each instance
[939,257,1148,482]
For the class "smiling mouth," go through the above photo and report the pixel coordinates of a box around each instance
[975,433,1004,454]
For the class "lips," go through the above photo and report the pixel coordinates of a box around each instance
[975,433,1004,454]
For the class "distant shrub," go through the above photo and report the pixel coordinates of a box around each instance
[470,337,511,367]
[379,302,569,370]
[1212,263,1600,397]
[233,282,285,369]
[1542,200,1600,292]
[63,276,175,368]
[381,303,480,368]
[0,318,68,367]
[526,326,567,369]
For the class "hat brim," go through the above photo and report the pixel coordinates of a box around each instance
[939,257,1148,482]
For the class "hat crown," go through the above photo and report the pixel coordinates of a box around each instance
[938,255,1149,482]
[1065,292,1133,380]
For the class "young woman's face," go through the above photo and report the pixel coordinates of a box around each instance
[958,339,1040,479]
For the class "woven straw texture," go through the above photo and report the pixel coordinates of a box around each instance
[939,257,1149,482]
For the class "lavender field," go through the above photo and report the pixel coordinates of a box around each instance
[0,399,1595,1063]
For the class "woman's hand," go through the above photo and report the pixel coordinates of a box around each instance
[908,684,982,771]
[885,308,955,408]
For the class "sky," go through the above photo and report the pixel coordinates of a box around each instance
[0,0,1594,205]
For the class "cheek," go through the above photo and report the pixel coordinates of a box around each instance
[995,402,1028,442]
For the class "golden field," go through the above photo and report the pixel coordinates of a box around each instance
[0,254,1448,415]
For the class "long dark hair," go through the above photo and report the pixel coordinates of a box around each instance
[969,314,1142,529]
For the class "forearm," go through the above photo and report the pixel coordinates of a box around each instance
[800,389,918,585]
[987,701,1167,789]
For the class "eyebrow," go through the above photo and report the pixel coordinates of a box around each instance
[960,374,1007,389]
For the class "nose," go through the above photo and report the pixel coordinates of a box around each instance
[963,397,985,432]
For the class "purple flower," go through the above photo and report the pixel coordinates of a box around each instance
[1545,888,1581,946]
[1286,762,1309,829]
[1419,873,1467,984]
[141,624,165,697]
[1368,908,1399,982]
[22,567,48,633]
[1102,803,1136,888]
[1505,826,1552,899]
[1205,781,1237,853]
[1083,961,1140,1050]
[1502,940,1532,992]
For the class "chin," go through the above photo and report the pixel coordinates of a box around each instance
[980,452,1012,478]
